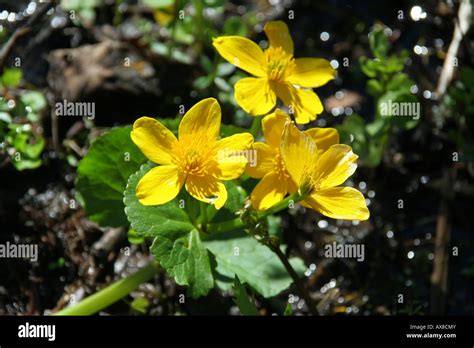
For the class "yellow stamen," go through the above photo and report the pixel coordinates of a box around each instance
[264,46,295,81]
[174,135,216,177]
[273,151,291,179]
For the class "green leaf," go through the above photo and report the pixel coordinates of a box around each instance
[150,228,215,298]
[193,76,212,90]
[0,112,12,123]
[366,133,388,167]
[150,42,193,64]
[216,63,235,77]
[223,16,248,36]
[366,79,382,96]
[233,276,259,315]
[24,136,45,159]
[383,55,405,74]
[130,296,150,314]
[386,73,413,92]
[214,77,232,92]
[12,158,41,171]
[199,55,213,73]
[2,68,22,87]
[11,133,29,152]
[124,163,215,298]
[369,27,389,59]
[207,181,247,225]
[173,19,195,45]
[127,228,145,245]
[365,118,387,137]
[337,114,366,144]
[359,57,377,78]
[283,303,293,316]
[20,91,47,112]
[76,126,146,227]
[204,229,307,298]
[377,90,419,129]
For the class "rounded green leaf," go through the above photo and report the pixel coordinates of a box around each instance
[204,229,307,298]
[124,163,215,298]
[76,126,146,227]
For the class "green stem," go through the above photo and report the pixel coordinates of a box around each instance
[249,116,263,137]
[265,242,318,315]
[53,263,158,316]
[207,191,316,313]
[207,192,306,234]
[191,0,205,55]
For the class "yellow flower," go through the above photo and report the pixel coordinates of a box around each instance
[281,121,370,220]
[213,21,336,124]
[246,109,339,210]
[131,98,254,209]
[153,4,175,27]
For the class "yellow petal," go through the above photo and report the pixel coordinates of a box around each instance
[313,144,358,190]
[185,174,228,209]
[286,58,336,88]
[131,117,178,165]
[304,127,339,151]
[280,121,318,189]
[274,82,323,124]
[178,98,221,141]
[136,165,184,205]
[303,186,369,220]
[245,142,275,178]
[212,36,266,77]
[234,77,276,116]
[215,133,254,180]
[251,172,288,210]
[263,21,294,56]
[262,109,290,148]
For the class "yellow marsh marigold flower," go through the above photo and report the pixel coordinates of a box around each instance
[280,122,369,220]
[246,109,339,210]
[213,21,336,124]
[131,98,253,209]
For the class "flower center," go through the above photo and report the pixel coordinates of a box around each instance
[273,151,291,179]
[264,46,294,81]
[174,135,216,177]
[182,149,205,175]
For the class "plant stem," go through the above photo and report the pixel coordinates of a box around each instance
[207,192,305,234]
[249,116,263,137]
[266,242,318,315]
[53,263,158,316]
[191,0,205,55]
[207,191,317,313]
